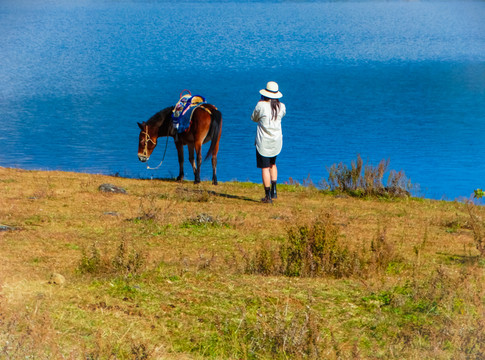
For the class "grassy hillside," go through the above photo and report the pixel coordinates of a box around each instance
[0,167,484,359]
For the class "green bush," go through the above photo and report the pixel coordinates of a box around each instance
[466,203,485,257]
[78,243,102,274]
[280,214,353,277]
[247,214,360,278]
[112,239,146,277]
[474,189,484,199]
[77,240,146,277]
[239,306,321,359]
[247,214,401,278]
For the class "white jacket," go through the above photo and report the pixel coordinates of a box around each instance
[251,100,286,157]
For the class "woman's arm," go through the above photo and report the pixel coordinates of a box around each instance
[251,102,262,123]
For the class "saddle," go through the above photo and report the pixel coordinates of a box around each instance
[172,90,208,134]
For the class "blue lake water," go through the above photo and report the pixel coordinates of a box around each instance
[1,0,484,200]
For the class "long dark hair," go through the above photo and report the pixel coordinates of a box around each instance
[261,96,281,120]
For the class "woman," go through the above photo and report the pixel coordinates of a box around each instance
[251,81,286,203]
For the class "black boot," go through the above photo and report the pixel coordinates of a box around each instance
[261,187,272,203]
[271,181,277,199]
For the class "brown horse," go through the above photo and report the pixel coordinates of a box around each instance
[137,104,222,184]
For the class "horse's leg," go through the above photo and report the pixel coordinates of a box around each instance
[194,140,202,184]
[188,144,197,180]
[175,140,184,181]
[211,121,222,185]
[211,139,220,185]
[211,155,218,186]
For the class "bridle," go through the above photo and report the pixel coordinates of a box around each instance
[141,125,157,158]
[141,124,169,170]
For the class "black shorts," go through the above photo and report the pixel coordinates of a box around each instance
[256,150,277,169]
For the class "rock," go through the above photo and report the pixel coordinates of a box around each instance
[98,183,127,194]
[103,211,120,216]
[0,224,16,231]
[48,273,66,285]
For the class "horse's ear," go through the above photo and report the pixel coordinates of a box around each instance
[137,122,144,130]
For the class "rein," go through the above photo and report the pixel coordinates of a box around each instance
[146,135,169,170]
[142,125,170,170]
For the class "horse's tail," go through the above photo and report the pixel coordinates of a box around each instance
[204,105,222,161]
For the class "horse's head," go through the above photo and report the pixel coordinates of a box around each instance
[137,121,158,162]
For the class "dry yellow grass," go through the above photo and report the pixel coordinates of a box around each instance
[0,167,484,359]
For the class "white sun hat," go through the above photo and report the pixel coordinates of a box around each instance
[259,81,283,99]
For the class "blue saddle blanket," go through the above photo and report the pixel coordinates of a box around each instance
[172,94,206,134]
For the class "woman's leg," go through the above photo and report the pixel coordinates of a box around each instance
[269,164,277,182]
[262,167,272,187]
[270,164,277,199]
[257,151,273,203]
[261,167,272,202]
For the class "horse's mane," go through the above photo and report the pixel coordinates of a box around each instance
[147,106,174,127]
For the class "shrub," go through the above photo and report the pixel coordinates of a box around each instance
[78,243,102,274]
[326,155,364,193]
[369,227,397,273]
[77,240,146,277]
[280,213,354,277]
[247,214,360,278]
[466,203,485,257]
[324,155,412,198]
[111,239,146,277]
[246,214,402,279]
[248,241,279,276]
[474,189,484,199]
[237,305,321,359]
